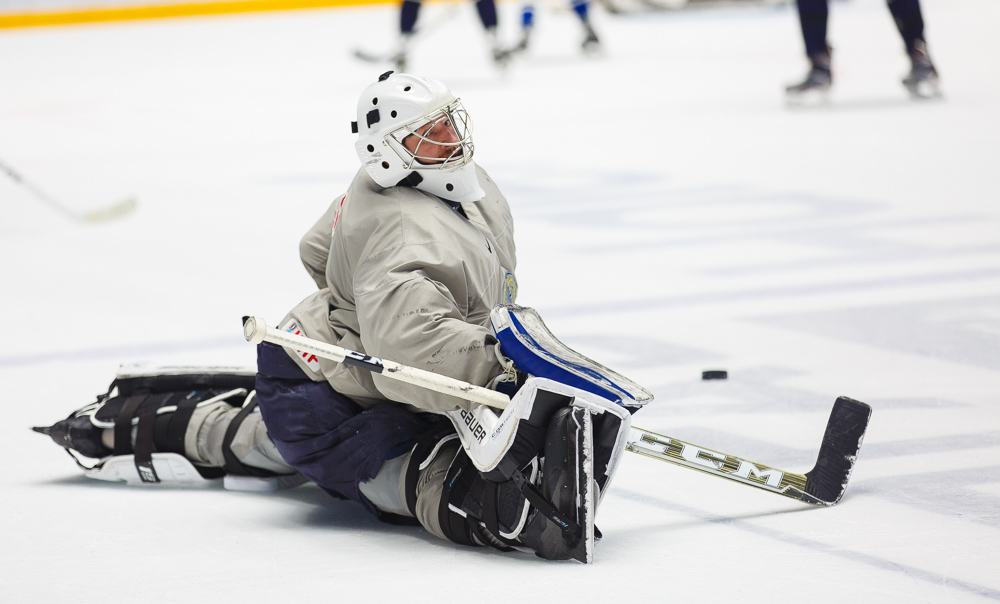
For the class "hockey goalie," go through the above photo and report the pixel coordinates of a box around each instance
[34,71,653,564]
[35,71,869,563]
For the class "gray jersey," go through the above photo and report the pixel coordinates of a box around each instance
[280,164,517,413]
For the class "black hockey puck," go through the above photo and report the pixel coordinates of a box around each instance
[702,370,728,380]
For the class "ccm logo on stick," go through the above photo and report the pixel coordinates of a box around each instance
[635,434,785,489]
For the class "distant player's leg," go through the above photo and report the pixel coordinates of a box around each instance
[887,0,940,98]
[518,4,535,52]
[786,0,832,102]
[572,0,601,53]
[473,0,508,67]
[493,4,532,63]
[394,0,422,71]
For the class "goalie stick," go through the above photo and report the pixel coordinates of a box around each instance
[1,158,136,224]
[242,316,871,507]
[626,397,870,506]
[242,316,509,409]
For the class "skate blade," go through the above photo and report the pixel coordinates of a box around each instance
[581,41,603,57]
[785,87,831,108]
[906,78,943,100]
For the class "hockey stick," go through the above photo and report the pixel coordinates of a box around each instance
[243,316,870,506]
[625,399,870,506]
[242,316,510,409]
[1,158,136,224]
[352,1,463,64]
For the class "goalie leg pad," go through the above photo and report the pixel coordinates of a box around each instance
[516,404,595,562]
[444,377,631,492]
[402,430,533,549]
[35,365,300,488]
[414,392,626,563]
[429,405,594,562]
[432,378,630,562]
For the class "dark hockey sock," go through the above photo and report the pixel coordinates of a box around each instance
[796,0,829,59]
[475,0,498,30]
[400,0,420,35]
[886,0,926,55]
[572,0,589,21]
[521,4,534,29]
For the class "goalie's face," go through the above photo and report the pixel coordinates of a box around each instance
[355,74,484,202]
[390,101,475,169]
[403,116,462,164]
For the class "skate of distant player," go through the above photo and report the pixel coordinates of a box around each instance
[505,0,602,58]
[786,0,941,102]
[358,0,509,70]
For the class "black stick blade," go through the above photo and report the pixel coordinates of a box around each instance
[804,397,872,505]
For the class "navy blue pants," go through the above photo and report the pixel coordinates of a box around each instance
[400,0,496,34]
[254,343,443,517]
[796,0,926,58]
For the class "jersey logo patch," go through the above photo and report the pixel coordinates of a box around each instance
[281,319,321,373]
[502,272,517,305]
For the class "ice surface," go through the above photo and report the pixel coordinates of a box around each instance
[1,0,998,601]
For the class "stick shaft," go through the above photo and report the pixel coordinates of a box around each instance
[0,158,78,220]
[626,426,819,505]
[0,158,135,223]
[243,317,509,409]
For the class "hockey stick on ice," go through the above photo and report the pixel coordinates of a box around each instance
[0,159,136,224]
[352,2,463,64]
[625,400,870,506]
[243,316,870,506]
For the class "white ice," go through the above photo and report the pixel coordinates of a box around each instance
[1,0,998,601]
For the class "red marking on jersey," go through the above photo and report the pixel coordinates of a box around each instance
[332,195,347,234]
[282,320,321,373]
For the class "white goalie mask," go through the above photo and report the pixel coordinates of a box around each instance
[352,72,485,203]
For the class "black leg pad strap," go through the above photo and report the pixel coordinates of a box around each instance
[113,392,149,456]
[221,395,275,477]
[158,399,201,455]
[133,411,160,483]
[512,469,583,542]
[438,455,482,548]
